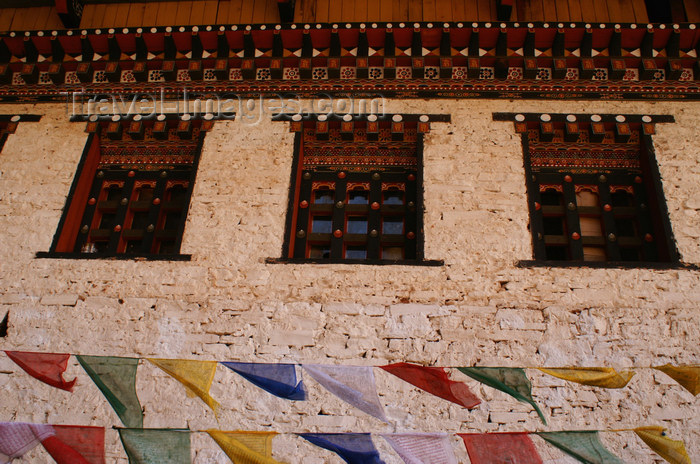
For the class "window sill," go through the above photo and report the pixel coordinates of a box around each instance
[266,257,444,266]
[35,252,192,261]
[516,260,700,270]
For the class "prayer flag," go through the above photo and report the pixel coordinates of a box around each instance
[538,367,634,389]
[381,363,480,409]
[147,358,219,413]
[537,431,622,464]
[653,365,700,396]
[458,367,546,424]
[118,428,190,464]
[459,433,542,464]
[207,430,283,464]
[76,355,143,428]
[300,433,385,464]
[221,362,306,400]
[0,422,54,463]
[634,427,691,464]
[303,364,386,421]
[44,425,105,464]
[381,433,458,464]
[5,351,76,391]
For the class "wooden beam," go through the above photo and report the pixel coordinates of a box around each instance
[328,0,342,22]
[141,2,159,26]
[201,0,219,23]
[452,0,466,21]
[630,0,648,22]
[228,0,243,23]
[0,8,15,32]
[316,0,330,22]
[408,0,422,21]
[380,0,392,21]
[528,0,544,21]
[44,6,66,30]
[686,0,700,21]
[423,0,437,21]
[355,0,367,22]
[566,0,582,21]
[542,0,557,21]
[436,0,451,20]
[592,0,609,22]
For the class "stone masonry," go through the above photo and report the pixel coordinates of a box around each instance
[0,99,698,462]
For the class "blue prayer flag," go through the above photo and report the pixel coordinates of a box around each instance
[221,362,306,400]
[299,433,385,464]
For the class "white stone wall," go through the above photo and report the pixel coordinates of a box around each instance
[0,100,698,463]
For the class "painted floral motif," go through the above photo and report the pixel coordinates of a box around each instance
[176,69,191,82]
[508,67,523,80]
[368,67,383,79]
[256,68,271,80]
[340,67,356,79]
[148,70,164,82]
[451,67,467,79]
[536,68,551,80]
[396,67,412,79]
[424,66,439,80]
[565,68,579,80]
[203,69,217,81]
[479,67,495,79]
[592,68,609,81]
[92,70,108,83]
[229,68,242,80]
[312,67,328,80]
[283,68,300,80]
[623,69,639,81]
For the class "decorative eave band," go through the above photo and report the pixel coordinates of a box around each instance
[1,22,700,102]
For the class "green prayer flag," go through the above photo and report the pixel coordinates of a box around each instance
[458,367,546,424]
[537,431,623,464]
[76,355,143,428]
[118,429,190,464]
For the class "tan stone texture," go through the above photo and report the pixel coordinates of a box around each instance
[0,100,698,463]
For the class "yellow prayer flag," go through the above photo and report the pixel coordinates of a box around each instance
[207,430,284,464]
[147,358,219,413]
[653,365,700,396]
[538,367,635,388]
[634,427,691,464]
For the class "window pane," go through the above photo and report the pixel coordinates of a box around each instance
[312,216,333,234]
[131,212,150,230]
[583,246,606,261]
[542,217,564,235]
[345,246,367,259]
[576,189,599,207]
[611,191,632,207]
[615,218,637,237]
[540,189,562,206]
[382,217,403,235]
[106,185,122,201]
[383,190,404,205]
[545,246,568,260]
[168,185,188,203]
[580,217,603,236]
[620,248,640,261]
[348,190,369,204]
[314,189,334,204]
[309,245,330,259]
[346,217,368,234]
[98,213,116,229]
[138,187,154,201]
[382,247,404,260]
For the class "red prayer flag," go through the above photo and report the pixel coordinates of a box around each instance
[5,351,77,392]
[380,362,481,409]
[42,425,105,464]
[459,433,543,464]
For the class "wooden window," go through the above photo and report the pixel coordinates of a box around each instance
[505,113,678,265]
[282,115,433,263]
[47,114,211,258]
